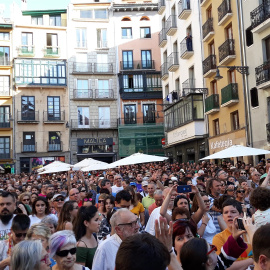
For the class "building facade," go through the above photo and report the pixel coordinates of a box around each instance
[0,20,14,173]
[112,0,165,158]
[160,0,208,163]
[12,8,70,172]
[67,1,118,164]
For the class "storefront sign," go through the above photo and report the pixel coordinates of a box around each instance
[77,138,113,146]
[210,139,233,150]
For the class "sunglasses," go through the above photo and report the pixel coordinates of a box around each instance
[237,190,245,193]
[84,198,93,202]
[15,232,27,238]
[98,200,104,203]
[227,189,234,192]
[207,244,217,255]
[81,190,86,192]
[22,198,30,202]
[55,198,64,202]
[240,172,246,175]
[56,247,77,257]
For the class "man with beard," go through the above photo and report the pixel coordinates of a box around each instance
[0,192,16,238]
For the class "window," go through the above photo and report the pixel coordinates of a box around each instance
[31,16,43,25]
[146,74,162,90]
[228,70,236,83]
[78,107,89,128]
[48,132,61,151]
[210,80,218,94]
[77,79,89,98]
[246,26,253,47]
[124,104,136,124]
[80,10,93,18]
[250,88,259,107]
[97,80,110,98]
[265,36,270,61]
[213,119,220,135]
[49,15,61,26]
[0,137,10,158]
[143,104,155,123]
[47,97,60,121]
[22,96,35,120]
[122,51,133,69]
[21,32,33,53]
[0,76,10,96]
[0,106,10,128]
[122,17,131,21]
[141,50,152,68]
[231,111,239,130]
[97,29,107,48]
[46,34,58,54]
[96,54,108,72]
[0,32,10,40]
[0,47,10,65]
[80,9,107,19]
[122,28,132,39]
[140,27,151,38]
[95,10,108,19]
[140,16,150,21]
[123,75,143,92]
[76,28,87,48]
[23,132,35,152]
[99,107,110,128]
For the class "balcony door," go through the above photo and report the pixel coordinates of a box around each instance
[122,51,133,69]
[97,54,108,72]
[47,33,58,54]
[99,107,110,128]
[77,79,89,98]
[141,50,152,69]
[124,104,136,124]
[47,97,60,121]
[49,131,61,151]
[22,96,35,120]
[76,53,88,72]
[143,104,155,123]
[78,107,89,128]
[0,106,9,128]
[98,80,109,98]
[21,32,33,53]
[23,132,35,152]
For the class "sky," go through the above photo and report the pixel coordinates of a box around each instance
[1,0,71,18]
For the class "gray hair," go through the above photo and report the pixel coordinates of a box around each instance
[11,240,43,270]
[110,208,130,229]
[41,216,57,229]
[154,190,163,196]
[114,174,122,180]
[49,230,76,258]
[26,223,51,241]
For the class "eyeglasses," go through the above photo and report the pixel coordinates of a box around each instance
[84,198,93,202]
[15,232,27,238]
[56,247,77,257]
[55,198,64,202]
[203,200,210,204]
[117,218,139,228]
[220,184,225,187]
[70,192,79,196]
[22,198,30,202]
[237,190,245,193]
[98,200,104,203]
[207,244,217,255]
[227,189,234,192]
[240,172,246,175]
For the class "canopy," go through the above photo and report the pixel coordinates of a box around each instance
[200,145,270,160]
[38,161,72,174]
[81,162,108,172]
[0,166,4,171]
[105,153,168,169]
[74,158,108,169]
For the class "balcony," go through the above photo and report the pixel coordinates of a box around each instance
[44,46,60,57]
[218,39,236,65]
[200,0,211,7]
[0,153,10,159]
[17,111,39,124]
[221,83,239,107]
[255,60,270,88]
[95,89,114,100]
[93,63,114,74]
[21,142,37,153]
[203,55,216,78]
[47,141,63,152]
[0,56,10,66]
[17,45,35,56]
[180,37,194,59]
[168,52,179,72]
[43,111,65,124]
[163,90,181,107]
[71,119,118,130]
[182,79,196,96]
[158,0,166,15]
[120,60,155,71]
[118,117,164,126]
[166,15,177,36]
[205,94,220,115]
[202,18,214,42]
[251,0,270,33]
[73,89,93,100]
[159,28,167,48]
[73,62,92,74]
[0,121,12,130]
[0,90,11,97]
[218,0,232,26]
[161,62,169,80]
[178,0,191,20]
[121,87,162,100]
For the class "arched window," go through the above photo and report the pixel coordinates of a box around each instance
[122,17,131,21]
[140,16,150,21]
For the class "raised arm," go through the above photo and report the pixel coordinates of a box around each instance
[190,186,206,224]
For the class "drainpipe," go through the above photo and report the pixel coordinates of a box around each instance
[236,0,253,147]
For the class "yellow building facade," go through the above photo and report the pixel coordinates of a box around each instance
[200,0,248,158]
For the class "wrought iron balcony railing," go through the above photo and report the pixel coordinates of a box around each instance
[120,60,155,70]
[93,63,113,73]
[73,62,92,73]
[17,111,39,122]
[205,94,219,113]
[203,55,216,75]
[18,45,35,55]
[73,89,93,99]
[71,119,118,129]
[44,46,60,56]
[251,0,270,29]
[218,39,235,63]
[180,37,193,56]
[168,52,179,70]
[218,0,232,23]
[255,60,270,86]
[158,0,166,14]
[161,62,169,79]
[178,0,191,18]
[202,18,214,40]
[221,83,238,105]
[48,141,63,152]
[95,89,114,99]
[159,28,167,46]
[22,142,37,153]
[165,15,177,35]
[43,111,65,122]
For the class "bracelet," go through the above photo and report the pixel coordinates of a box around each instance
[202,223,207,226]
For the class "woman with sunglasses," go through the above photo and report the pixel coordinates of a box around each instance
[73,206,101,269]
[19,192,32,213]
[191,192,216,244]
[96,193,107,218]
[83,192,95,207]
[56,201,79,231]
[49,230,90,270]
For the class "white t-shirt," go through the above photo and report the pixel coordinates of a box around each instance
[197,213,217,244]
[29,214,58,227]
[111,185,123,194]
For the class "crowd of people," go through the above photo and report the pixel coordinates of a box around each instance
[0,159,270,270]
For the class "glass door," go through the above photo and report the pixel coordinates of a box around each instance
[78,107,89,128]
[122,51,133,69]
[99,107,110,128]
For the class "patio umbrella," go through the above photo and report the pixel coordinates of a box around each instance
[38,161,72,174]
[0,166,4,171]
[81,162,108,172]
[200,145,270,160]
[37,161,72,173]
[105,153,168,169]
[74,158,108,169]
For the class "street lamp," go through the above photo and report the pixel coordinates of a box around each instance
[214,65,249,81]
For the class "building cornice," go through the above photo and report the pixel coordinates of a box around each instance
[112,3,158,11]
[22,9,67,16]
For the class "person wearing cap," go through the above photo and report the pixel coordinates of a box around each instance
[142,183,156,210]
[52,194,65,217]
[140,181,149,198]
[130,182,137,192]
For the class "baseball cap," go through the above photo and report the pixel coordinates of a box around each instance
[171,177,178,181]
[142,181,148,187]
[52,194,64,201]
[130,182,136,187]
